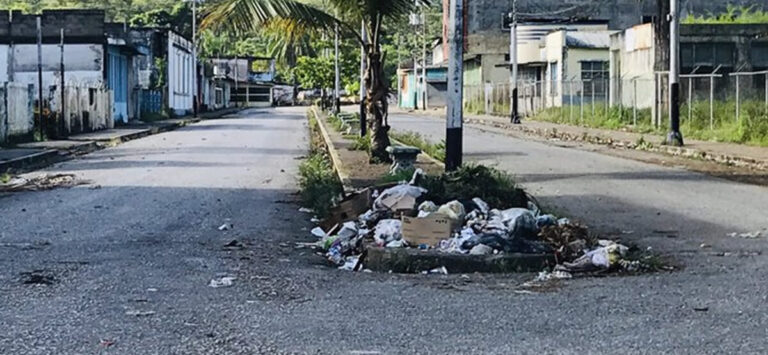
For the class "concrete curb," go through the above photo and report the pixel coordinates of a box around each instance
[310,107,355,194]
[365,246,554,274]
[395,108,768,172]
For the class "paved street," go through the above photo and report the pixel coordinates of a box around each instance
[2,107,768,354]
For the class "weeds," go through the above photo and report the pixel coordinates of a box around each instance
[418,164,528,209]
[349,132,372,152]
[377,168,416,185]
[531,100,768,147]
[0,172,11,184]
[298,152,343,218]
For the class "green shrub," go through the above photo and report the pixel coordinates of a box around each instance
[298,152,343,218]
[418,164,528,209]
[349,132,372,152]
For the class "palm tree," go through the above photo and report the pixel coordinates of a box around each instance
[202,0,428,162]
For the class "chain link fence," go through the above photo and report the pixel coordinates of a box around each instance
[463,71,768,143]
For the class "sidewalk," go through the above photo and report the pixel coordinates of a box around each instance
[392,107,768,171]
[0,107,240,174]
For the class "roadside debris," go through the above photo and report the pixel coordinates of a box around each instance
[303,168,661,276]
[218,223,234,231]
[728,231,763,239]
[209,276,236,288]
[0,173,90,192]
[99,339,116,348]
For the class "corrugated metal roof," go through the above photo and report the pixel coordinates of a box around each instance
[566,31,612,49]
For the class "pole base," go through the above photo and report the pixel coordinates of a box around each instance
[511,114,522,125]
[664,131,684,147]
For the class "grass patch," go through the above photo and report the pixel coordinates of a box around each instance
[418,164,528,209]
[301,108,343,218]
[390,131,446,162]
[348,132,372,152]
[327,113,345,132]
[0,172,11,184]
[140,111,170,123]
[377,168,416,185]
[530,101,768,147]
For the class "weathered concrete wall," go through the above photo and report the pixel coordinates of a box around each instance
[0,45,8,83]
[462,0,768,57]
[0,82,35,143]
[50,85,113,135]
[10,44,104,90]
[481,54,509,85]
[167,31,194,116]
[610,24,656,109]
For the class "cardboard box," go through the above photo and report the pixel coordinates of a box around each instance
[322,188,373,230]
[402,214,461,247]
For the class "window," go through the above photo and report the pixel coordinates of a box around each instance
[752,42,768,68]
[581,61,608,98]
[550,62,559,96]
[681,42,735,70]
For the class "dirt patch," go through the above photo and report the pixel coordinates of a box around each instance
[321,115,443,189]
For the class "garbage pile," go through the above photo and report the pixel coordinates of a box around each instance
[305,171,640,275]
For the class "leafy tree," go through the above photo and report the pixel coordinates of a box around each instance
[293,56,334,89]
[203,0,430,162]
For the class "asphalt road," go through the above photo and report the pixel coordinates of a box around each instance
[1,107,767,354]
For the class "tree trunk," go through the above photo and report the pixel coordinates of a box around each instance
[366,48,391,163]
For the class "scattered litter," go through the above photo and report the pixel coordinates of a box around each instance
[560,241,629,273]
[373,219,402,246]
[218,223,233,231]
[469,244,493,256]
[311,227,327,238]
[298,207,314,214]
[338,256,360,271]
[99,339,116,348]
[699,243,711,249]
[514,290,536,295]
[421,266,448,275]
[209,276,236,288]
[125,310,156,317]
[534,270,573,282]
[436,201,466,222]
[728,231,762,239]
[373,184,426,212]
[146,288,158,292]
[0,173,91,192]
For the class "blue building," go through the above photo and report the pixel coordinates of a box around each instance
[398,65,448,109]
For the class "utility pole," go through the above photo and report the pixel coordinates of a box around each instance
[334,20,341,114]
[509,0,521,124]
[360,21,368,136]
[37,16,44,139]
[192,0,199,115]
[421,10,428,110]
[666,0,683,146]
[445,0,464,171]
[60,28,65,138]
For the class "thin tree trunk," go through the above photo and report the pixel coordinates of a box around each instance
[366,48,391,162]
